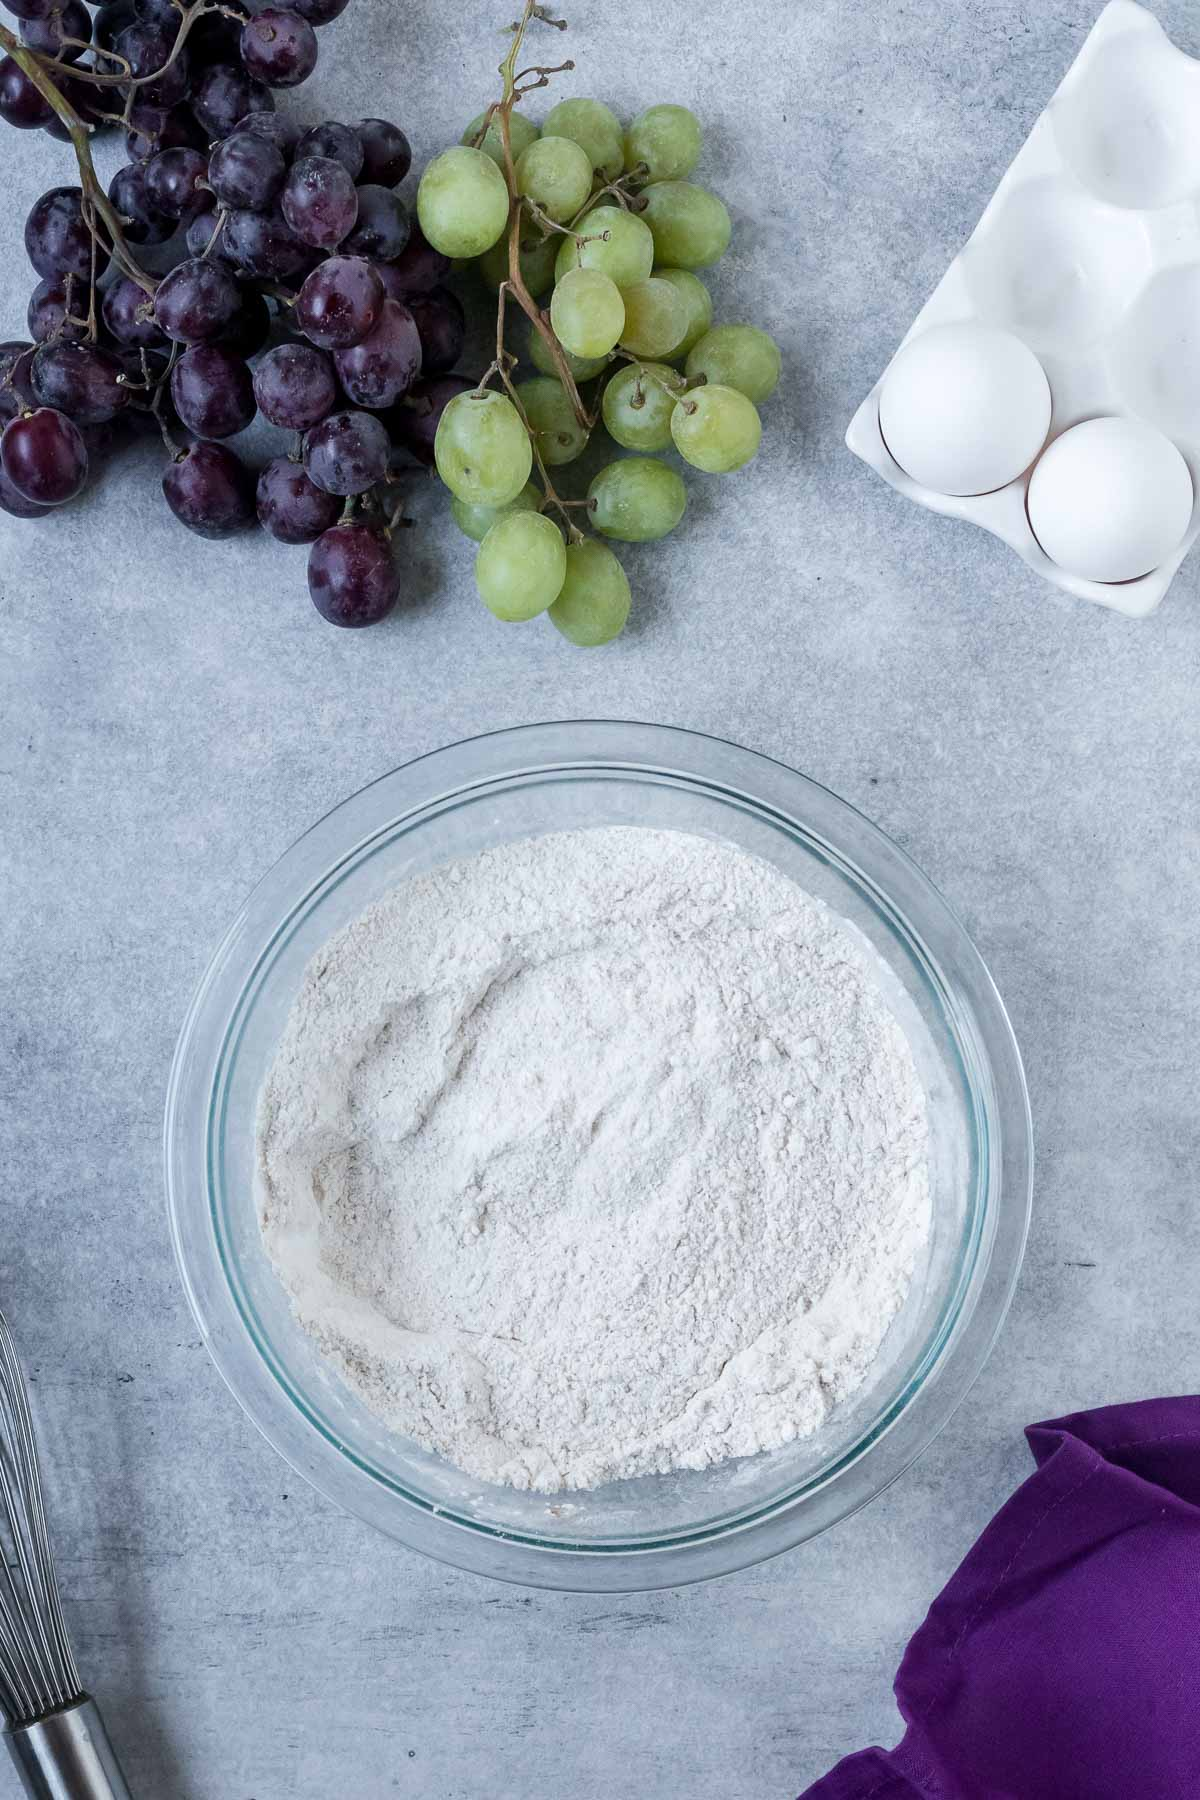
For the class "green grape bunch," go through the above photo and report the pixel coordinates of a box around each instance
[415,0,782,648]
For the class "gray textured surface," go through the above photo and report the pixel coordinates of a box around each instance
[2,2,1199,1795]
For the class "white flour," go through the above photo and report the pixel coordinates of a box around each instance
[256,827,931,1493]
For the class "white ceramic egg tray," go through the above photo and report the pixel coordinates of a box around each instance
[847,0,1200,617]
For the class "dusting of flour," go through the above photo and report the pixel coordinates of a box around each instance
[256,827,931,1493]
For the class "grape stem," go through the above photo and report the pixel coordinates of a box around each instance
[564,167,645,227]
[82,204,99,337]
[508,6,567,29]
[512,57,574,97]
[493,0,590,430]
[199,208,230,262]
[481,281,582,540]
[148,347,183,454]
[381,479,415,537]
[614,352,705,398]
[520,199,608,249]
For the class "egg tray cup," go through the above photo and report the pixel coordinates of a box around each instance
[847,0,1200,618]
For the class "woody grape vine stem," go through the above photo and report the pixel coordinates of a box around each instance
[482,0,672,528]
[0,22,158,293]
[493,2,591,431]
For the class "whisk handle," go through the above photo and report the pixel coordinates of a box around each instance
[5,1699,132,1800]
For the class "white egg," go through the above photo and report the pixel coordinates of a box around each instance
[878,322,1052,496]
[1027,416,1194,584]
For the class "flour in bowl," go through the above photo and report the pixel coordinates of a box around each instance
[256,826,931,1493]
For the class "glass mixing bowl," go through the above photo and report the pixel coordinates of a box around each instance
[165,722,1031,1592]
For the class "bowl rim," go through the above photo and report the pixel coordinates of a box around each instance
[164,720,1033,1592]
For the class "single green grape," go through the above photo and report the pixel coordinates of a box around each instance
[549,538,631,646]
[618,278,688,359]
[685,323,781,404]
[638,181,731,268]
[655,268,713,359]
[550,267,625,359]
[670,382,761,473]
[418,146,510,258]
[541,98,624,182]
[601,361,686,451]
[477,228,557,298]
[588,457,687,542]
[461,109,539,167]
[515,135,593,224]
[529,323,612,383]
[450,481,541,543]
[553,205,654,289]
[516,376,591,466]
[623,104,702,183]
[475,510,566,621]
[434,388,533,505]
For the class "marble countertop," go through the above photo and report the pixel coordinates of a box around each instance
[3,1,1198,1794]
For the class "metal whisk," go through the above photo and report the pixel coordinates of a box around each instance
[0,1309,131,1800]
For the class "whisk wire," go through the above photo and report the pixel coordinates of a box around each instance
[0,1310,82,1727]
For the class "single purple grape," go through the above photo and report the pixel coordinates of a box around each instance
[355,119,411,188]
[31,341,130,425]
[162,440,256,536]
[257,454,340,543]
[297,120,362,180]
[185,12,243,67]
[192,63,274,140]
[240,9,318,86]
[80,412,136,463]
[371,262,409,305]
[218,290,273,359]
[171,344,256,439]
[238,110,303,159]
[208,131,287,212]
[20,0,91,61]
[385,373,472,467]
[303,409,390,495]
[0,342,38,425]
[253,342,338,430]
[102,275,167,349]
[124,98,204,163]
[383,221,451,297]
[281,155,358,249]
[134,0,183,25]
[407,287,466,376]
[114,20,190,107]
[154,258,244,345]
[144,146,209,220]
[0,458,52,519]
[294,255,383,350]
[309,521,398,627]
[0,57,54,129]
[25,187,109,283]
[222,206,317,281]
[288,0,349,21]
[334,298,421,410]
[27,276,89,346]
[108,162,175,245]
[1,406,88,504]
[342,185,410,262]
[93,0,136,48]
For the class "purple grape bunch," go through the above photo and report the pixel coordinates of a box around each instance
[0,0,471,627]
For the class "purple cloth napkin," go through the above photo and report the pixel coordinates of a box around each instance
[802,1398,1200,1800]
